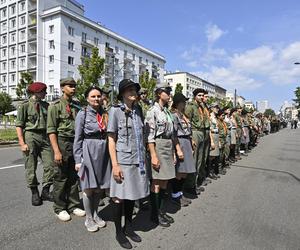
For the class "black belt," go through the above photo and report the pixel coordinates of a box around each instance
[156,134,172,139]
[84,133,107,140]
[211,131,219,134]
[177,135,191,138]
[231,128,236,130]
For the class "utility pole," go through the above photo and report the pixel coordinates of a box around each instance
[234,88,237,107]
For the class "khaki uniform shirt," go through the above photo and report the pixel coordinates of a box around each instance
[185,101,204,130]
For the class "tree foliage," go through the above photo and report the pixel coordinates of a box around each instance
[16,72,33,99]
[139,71,157,101]
[0,92,14,115]
[293,87,300,109]
[76,47,105,105]
[174,83,183,94]
[264,108,275,117]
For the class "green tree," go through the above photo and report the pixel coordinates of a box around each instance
[77,47,105,105]
[139,71,157,101]
[264,108,275,117]
[174,83,183,94]
[0,92,14,115]
[207,96,217,106]
[293,87,300,109]
[16,72,33,99]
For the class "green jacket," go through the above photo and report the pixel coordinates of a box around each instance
[234,113,242,128]
[185,101,204,130]
[16,97,49,131]
[47,97,81,138]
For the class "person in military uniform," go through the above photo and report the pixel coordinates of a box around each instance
[107,79,149,249]
[145,83,182,228]
[184,88,207,195]
[216,109,227,175]
[47,77,85,222]
[234,105,243,160]
[137,88,151,118]
[101,86,112,112]
[16,82,54,206]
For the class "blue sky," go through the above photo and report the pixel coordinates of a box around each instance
[79,0,300,111]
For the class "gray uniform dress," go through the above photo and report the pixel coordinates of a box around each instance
[107,104,149,200]
[73,106,111,190]
[241,118,250,144]
[230,117,237,145]
[172,112,196,174]
[145,102,175,180]
[209,114,220,157]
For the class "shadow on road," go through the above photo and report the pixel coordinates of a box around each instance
[232,164,300,183]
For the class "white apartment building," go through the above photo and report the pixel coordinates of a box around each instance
[257,100,269,113]
[244,101,255,110]
[0,0,166,100]
[164,71,225,99]
[226,92,245,106]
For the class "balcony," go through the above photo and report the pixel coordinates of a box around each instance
[28,43,36,55]
[105,47,114,56]
[28,56,36,69]
[28,0,37,13]
[28,13,37,27]
[124,54,133,62]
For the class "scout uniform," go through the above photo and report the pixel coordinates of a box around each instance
[138,88,151,118]
[185,98,205,190]
[47,78,83,216]
[234,109,243,158]
[16,82,54,206]
[217,111,228,173]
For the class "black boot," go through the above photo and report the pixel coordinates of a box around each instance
[41,185,53,202]
[30,187,42,206]
[112,202,132,249]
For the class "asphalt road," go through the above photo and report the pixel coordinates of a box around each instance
[0,129,299,250]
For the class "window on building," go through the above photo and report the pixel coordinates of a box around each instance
[11,73,15,82]
[2,21,7,32]
[133,53,135,61]
[68,41,74,51]
[20,44,25,53]
[20,30,25,40]
[68,56,74,65]
[105,42,110,48]
[20,16,25,25]
[11,46,15,56]
[11,33,16,43]
[115,46,119,54]
[2,8,6,18]
[10,4,15,15]
[20,58,25,68]
[2,35,7,44]
[2,75,7,83]
[49,40,55,49]
[20,1,25,11]
[49,25,54,34]
[139,56,142,63]
[2,48,6,57]
[49,55,54,63]
[68,26,74,36]
[68,71,74,78]
[11,18,16,28]
[11,60,15,69]
[49,85,54,93]
[2,62,6,70]
[94,37,99,46]
[49,70,54,79]
[82,32,86,42]
[124,50,127,58]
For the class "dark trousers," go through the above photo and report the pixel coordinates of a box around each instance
[53,137,80,214]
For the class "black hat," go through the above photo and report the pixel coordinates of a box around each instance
[192,88,205,97]
[172,93,189,107]
[155,82,172,93]
[230,108,237,116]
[216,109,224,117]
[117,79,141,100]
[241,109,248,115]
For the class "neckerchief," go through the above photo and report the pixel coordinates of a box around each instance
[96,112,106,131]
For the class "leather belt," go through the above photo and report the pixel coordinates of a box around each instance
[84,133,107,140]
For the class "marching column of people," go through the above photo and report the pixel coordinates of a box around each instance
[17,79,282,249]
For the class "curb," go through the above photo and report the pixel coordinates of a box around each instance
[0,141,19,148]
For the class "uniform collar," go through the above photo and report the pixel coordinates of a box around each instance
[154,102,165,111]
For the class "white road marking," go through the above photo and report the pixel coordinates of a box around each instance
[0,164,23,170]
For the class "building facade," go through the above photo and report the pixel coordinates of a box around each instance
[257,100,269,113]
[244,101,255,110]
[226,92,245,107]
[164,71,226,99]
[0,0,165,100]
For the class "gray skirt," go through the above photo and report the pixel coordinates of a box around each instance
[241,127,250,144]
[210,133,220,156]
[110,164,149,200]
[176,137,196,174]
[78,139,111,190]
[151,139,176,180]
[230,129,237,145]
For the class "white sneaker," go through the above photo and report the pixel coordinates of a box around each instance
[94,215,106,228]
[56,210,71,222]
[85,217,99,232]
[72,208,86,217]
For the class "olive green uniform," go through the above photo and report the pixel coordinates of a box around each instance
[185,101,205,188]
[234,113,242,156]
[217,118,228,167]
[47,97,81,214]
[201,103,211,177]
[16,97,54,188]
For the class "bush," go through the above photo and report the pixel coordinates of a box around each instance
[0,129,18,142]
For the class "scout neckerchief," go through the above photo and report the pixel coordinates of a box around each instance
[174,109,190,135]
[96,112,106,131]
[132,109,145,175]
[164,106,173,124]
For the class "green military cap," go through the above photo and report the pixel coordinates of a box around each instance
[60,77,77,86]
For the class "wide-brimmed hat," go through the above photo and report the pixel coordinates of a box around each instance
[27,82,47,93]
[155,82,172,93]
[172,93,189,106]
[117,79,141,100]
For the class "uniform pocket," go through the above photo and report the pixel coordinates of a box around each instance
[116,143,132,152]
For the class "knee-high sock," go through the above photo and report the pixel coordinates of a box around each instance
[92,192,102,218]
[150,191,160,217]
[82,192,93,219]
[124,200,135,226]
[159,188,168,211]
[112,202,123,234]
[171,178,181,197]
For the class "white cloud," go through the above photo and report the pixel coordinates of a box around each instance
[205,23,227,44]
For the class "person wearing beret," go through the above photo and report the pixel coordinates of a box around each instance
[47,77,86,222]
[73,86,111,232]
[107,79,149,249]
[145,83,182,227]
[170,93,195,207]
[16,82,55,206]
[184,88,207,195]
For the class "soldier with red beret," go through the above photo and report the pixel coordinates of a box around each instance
[16,82,55,206]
